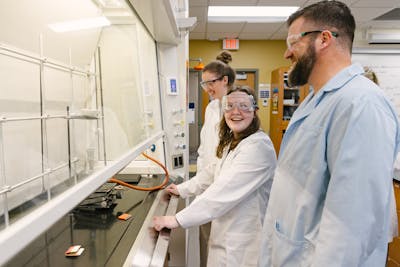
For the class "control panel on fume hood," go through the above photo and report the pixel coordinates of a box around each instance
[166,77,178,95]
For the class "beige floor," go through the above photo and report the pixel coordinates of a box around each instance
[189,164,197,173]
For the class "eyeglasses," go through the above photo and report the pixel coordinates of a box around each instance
[222,95,257,113]
[286,30,339,50]
[200,76,223,89]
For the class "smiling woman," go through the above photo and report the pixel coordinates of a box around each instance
[218,85,259,153]
[217,85,259,156]
[153,84,277,266]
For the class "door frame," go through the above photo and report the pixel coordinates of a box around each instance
[234,68,259,96]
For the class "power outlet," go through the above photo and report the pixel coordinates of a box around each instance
[172,154,184,169]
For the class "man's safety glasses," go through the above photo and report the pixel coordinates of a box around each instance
[200,76,223,89]
[286,30,338,50]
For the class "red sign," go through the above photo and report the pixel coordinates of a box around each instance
[223,39,239,50]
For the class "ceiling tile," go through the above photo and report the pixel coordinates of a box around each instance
[351,7,395,22]
[189,6,207,22]
[189,0,208,7]
[350,0,400,8]
[241,22,286,33]
[238,32,271,40]
[207,32,240,40]
[209,0,258,5]
[270,32,289,40]
[256,0,307,6]
[189,0,400,40]
[189,32,207,39]
[207,22,245,33]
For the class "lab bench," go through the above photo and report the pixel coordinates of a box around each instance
[4,174,177,267]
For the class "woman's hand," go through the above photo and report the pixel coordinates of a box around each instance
[153,216,179,231]
[165,184,180,196]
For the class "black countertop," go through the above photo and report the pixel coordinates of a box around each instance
[5,174,164,267]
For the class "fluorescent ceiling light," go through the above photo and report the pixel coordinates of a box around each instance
[368,32,400,44]
[48,16,111,32]
[208,6,299,23]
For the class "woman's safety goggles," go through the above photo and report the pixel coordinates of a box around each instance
[222,94,257,113]
[200,76,223,89]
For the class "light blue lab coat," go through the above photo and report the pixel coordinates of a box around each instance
[259,63,400,267]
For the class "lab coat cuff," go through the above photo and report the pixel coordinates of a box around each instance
[175,211,188,228]
[176,183,189,199]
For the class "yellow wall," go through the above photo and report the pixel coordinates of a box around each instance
[189,40,290,133]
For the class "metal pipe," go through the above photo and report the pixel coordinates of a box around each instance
[0,159,79,195]
[0,114,65,123]
[0,124,9,227]
[97,47,107,165]
[0,50,40,66]
[39,34,48,197]
[68,48,78,184]
[94,50,102,161]
[0,43,95,76]
[5,170,52,194]
[66,106,72,183]
[0,114,100,123]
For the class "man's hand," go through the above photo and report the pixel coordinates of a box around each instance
[153,216,179,231]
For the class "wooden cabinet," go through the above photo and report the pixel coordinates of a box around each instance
[269,66,308,156]
[388,180,400,266]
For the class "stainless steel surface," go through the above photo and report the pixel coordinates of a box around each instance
[124,191,179,267]
[150,196,179,267]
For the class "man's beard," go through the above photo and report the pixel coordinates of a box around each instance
[288,43,316,87]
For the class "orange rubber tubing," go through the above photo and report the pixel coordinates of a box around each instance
[108,152,169,191]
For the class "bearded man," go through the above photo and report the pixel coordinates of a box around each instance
[259,1,400,266]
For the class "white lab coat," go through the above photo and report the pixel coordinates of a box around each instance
[176,130,277,267]
[177,99,221,197]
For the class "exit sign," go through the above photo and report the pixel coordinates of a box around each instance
[223,39,239,50]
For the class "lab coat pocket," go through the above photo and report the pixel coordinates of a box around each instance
[225,232,260,267]
[271,221,314,267]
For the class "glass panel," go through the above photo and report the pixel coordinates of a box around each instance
[2,121,43,225]
[0,0,163,231]
[137,25,162,135]
[99,25,145,160]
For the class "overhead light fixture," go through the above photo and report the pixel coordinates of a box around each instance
[208,6,299,23]
[368,32,400,44]
[97,0,123,8]
[367,28,400,44]
[48,16,111,33]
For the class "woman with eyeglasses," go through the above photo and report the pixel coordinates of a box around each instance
[153,86,277,266]
[163,56,235,266]
[165,59,235,197]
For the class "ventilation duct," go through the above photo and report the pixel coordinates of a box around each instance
[368,32,400,44]
[368,8,400,44]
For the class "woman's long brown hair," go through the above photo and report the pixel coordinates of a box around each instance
[216,85,260,158]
